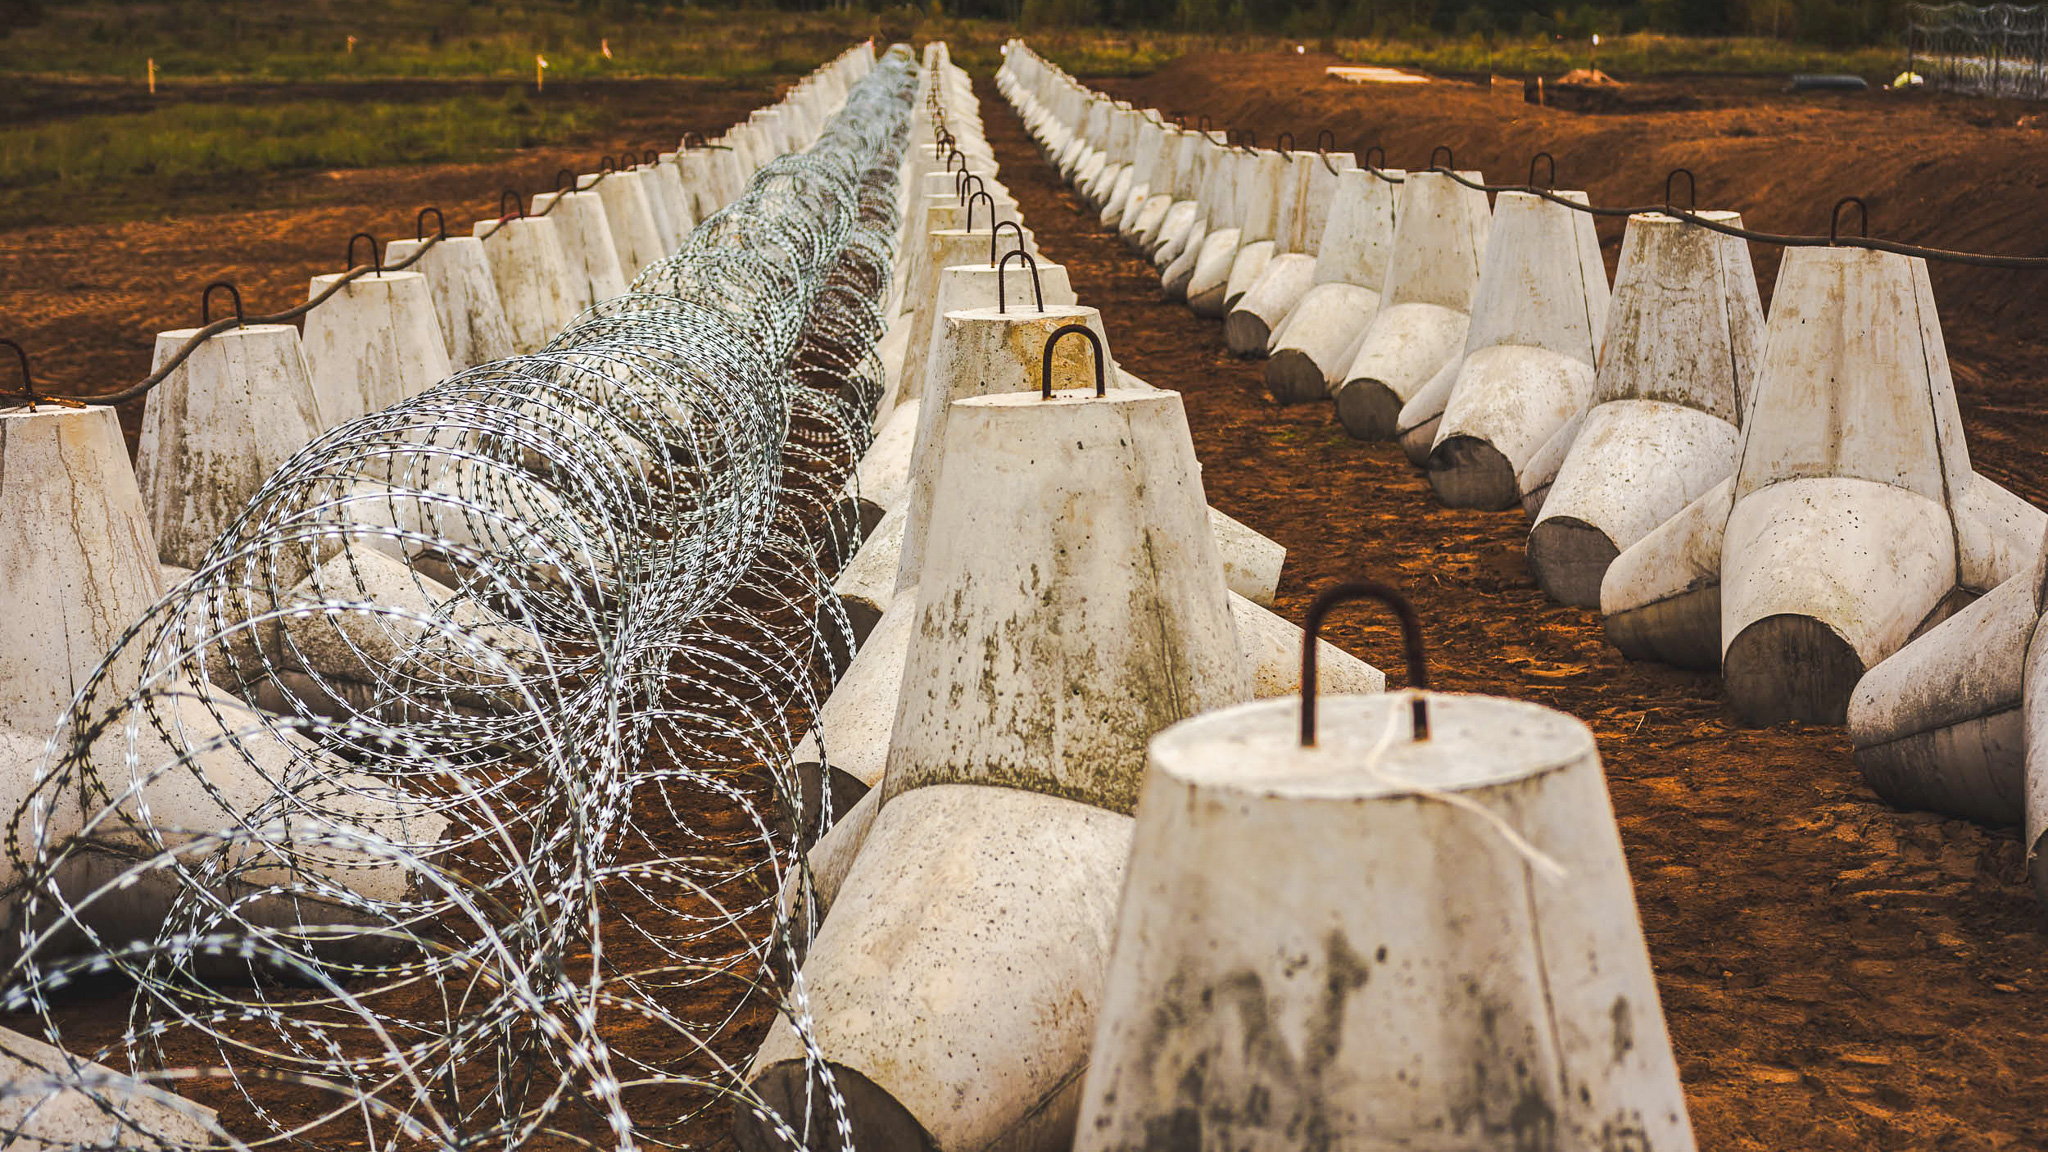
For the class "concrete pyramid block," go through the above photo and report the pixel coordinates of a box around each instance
[382,234,517,371]
[1076,692,1694,1152]
[1331,170,1490,439]
[473,217,579,357]
[138,323,325,569]
[741,385,1252,1152]
[1604,246,2038,726]
[1528,210,1763,604]
[302,268,450,425]
[530,187,629,311]
[1425,190,1610,510]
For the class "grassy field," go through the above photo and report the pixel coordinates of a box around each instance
[0,2,1904,228]
[2,1,1900,82]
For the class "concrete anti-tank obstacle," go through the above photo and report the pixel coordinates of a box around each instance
[839,396,922,540]
[137,293,325,570]
[1848,523,2046,828]
[626,160,678,254]
[1163,140,1245,303]
[738,344,1253,1152]
[1528,209,1764,607]
[1600,245,2027,725]
[791,585,1384,845]
[894,298,1118,596]
[1266,165,1403,403]
[1151,132,1223,271]
[301,235,451,426]
[473,204,580,357]
[890,243,1074,428]
[1330,166,1490,440]
[1226,146,1355,357]
[579,168,665,277]
[0,1025,224,1147]
[0,403,446,961]
[1073,588,1695,1152]
[531,180,629,311]
[1423,188,1610,510]
[1219,148,1310,321]
[1113,116,1173,241]
[1124,125,1190,252]
[383,214,517,372]
[655,152,699,244]
[1187,148,1269,318]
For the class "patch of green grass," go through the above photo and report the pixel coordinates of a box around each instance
[0,91,594,220]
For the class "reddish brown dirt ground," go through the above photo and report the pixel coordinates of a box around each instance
[0,76,782,451]
[973,62,2048,1151]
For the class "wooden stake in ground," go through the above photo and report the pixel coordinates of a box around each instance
[536,54,549,92]
[146,57,154,95]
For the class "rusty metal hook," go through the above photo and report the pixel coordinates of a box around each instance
[997,248,1044,314]
[599,154,618,174]
[346,232,382,276]
[683,131,707,149]
[201,281,245,328]
[1429,145,1454,171]
[966,189,995,233]
[1,338,36,411]
[1363,144,1386,172]
[1197,114,1212,133]
[555,168,578,194]
[1831,196,1869,244]
[957,171,985,205]
[989,219,1027,264]
[497,189,524,222]
[1276,130,1296,154]
[1664,168,1696,213]
[1528,151,1556,190]
[642,148,660,165]
[1301,580,1430,746]
[947,149,969,175]
[415,206,446,241]
[1040,323,1107,400]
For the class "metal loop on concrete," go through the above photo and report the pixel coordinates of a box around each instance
[1832,195,1870,243]
[989,219,1027,265]
[1664,167,1697,212]
[1528,150,1556,190]
[199,280,245,328]
[416,205,446,240]
[997,248,1044,314]
[345,231,382,276]
[1301,580,1431,746]
[966,188,995,232]
[1040,322,1107,399]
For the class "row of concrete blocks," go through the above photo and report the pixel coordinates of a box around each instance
[1000,41,2048,910]
[138,68,865,578]
[0,45,883,1147]
[726,44,1700,1152]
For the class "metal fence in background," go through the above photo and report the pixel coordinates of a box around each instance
[1909,2,2048,98]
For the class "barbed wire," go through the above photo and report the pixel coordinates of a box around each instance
[1,41,912,1152]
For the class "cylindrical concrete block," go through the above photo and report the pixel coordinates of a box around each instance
[1075,692,1694,1152]
[1600,476,1733,670]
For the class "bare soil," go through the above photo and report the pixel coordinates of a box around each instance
[975,60,2048,1151]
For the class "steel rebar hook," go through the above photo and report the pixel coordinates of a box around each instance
[1040,323,1107,400]
[996,249,1044,314]
[1301,580,1430,746]
[201,281,245,328]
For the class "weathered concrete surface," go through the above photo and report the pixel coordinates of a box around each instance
[382,235,517,371]
[1260,165,1402,402]
[580,170,665,278]
[473,217,579,357]
[1600,476,1734,671]
[739,784,1130,1152]
[530,188,629,311]
[1425,191,1609,510]
[302,269,450,425]
[137,324,324,569]
[0,1025,221,1147]
[1330,170,1489,440]
[1076,692,1694,1152]
[881,389,1251,814]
